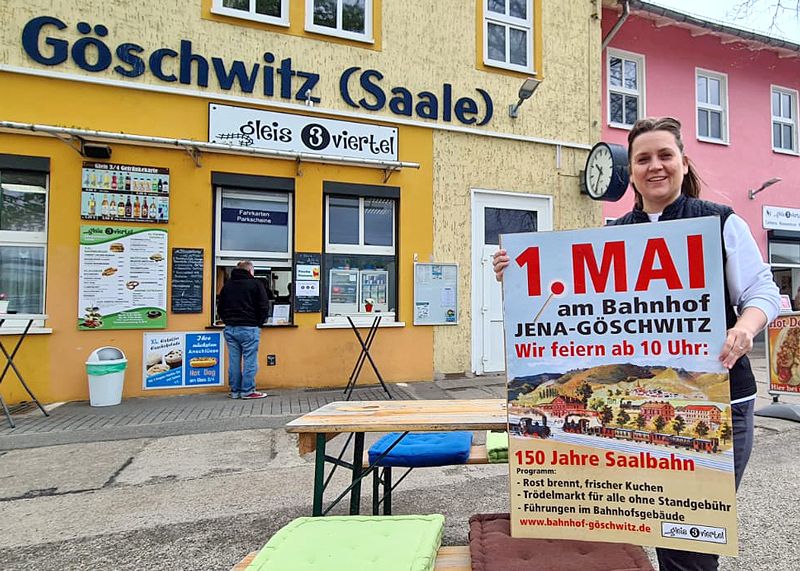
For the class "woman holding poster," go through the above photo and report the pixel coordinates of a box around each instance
[494,117,779,570]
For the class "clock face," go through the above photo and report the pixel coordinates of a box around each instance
[586,144,614,198]
[582,142,629,201]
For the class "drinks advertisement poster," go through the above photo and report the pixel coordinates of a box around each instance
[78,226,167,330]
[81,161,170,223]
[143,332,223,389]
[766,314,800,394]
[501,218,738,556]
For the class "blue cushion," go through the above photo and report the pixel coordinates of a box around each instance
[368,431,473,467]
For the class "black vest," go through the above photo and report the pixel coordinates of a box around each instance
[611,194,756,401]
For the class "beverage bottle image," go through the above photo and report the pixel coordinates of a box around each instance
[125,175,131,191]
[117,196,125,217]
[157,202,164,219]
[111,174,117,190]
[157,178,163,192]
[162,177,169,193]
[88,193,96,216]
[101,194,109,219]
[151,177,158,192]
[103,173,110,189]
[133,196,140,218]
[109,196,116,218]
[149,198,157,219]
[83,171,90,187]
[125,196,132,217]
[141,198,149,218]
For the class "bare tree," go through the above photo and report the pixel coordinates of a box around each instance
[729,0,800,39]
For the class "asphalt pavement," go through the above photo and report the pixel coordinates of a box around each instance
[0,356,798,570]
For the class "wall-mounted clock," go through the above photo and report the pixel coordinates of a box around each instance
[580,142,629,201]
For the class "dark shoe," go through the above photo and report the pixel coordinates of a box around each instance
[241,391,267,399]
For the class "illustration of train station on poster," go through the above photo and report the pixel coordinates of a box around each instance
[508,363,734,462]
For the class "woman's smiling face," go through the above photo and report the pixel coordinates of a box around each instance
[629,130,689,213]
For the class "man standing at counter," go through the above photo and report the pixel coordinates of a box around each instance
[218,260,269,400]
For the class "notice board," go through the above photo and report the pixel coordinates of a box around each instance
[171,248,204,313]
[413,263,458,325]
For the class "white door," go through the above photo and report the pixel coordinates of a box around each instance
[472,191,552,374]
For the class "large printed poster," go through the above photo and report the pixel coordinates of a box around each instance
[143,332,224,389]
[767,313,800,394]
[502,218,737,556]
[78,226,168,329]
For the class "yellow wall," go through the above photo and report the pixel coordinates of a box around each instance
[0,73,433,403]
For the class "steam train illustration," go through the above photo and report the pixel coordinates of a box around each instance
[562,415,719,453]
[510,414,551,438]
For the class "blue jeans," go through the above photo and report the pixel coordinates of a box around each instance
[655,400,755,571]
[224,326,260,396]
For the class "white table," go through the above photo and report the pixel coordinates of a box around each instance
[0,313,49,427]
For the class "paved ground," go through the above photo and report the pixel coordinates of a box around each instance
[0,358,798,570]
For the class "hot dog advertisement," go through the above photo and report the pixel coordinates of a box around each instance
[78,225,167,330]
[143,331,223,389]
[501,218,737,556]
[767,314,800,394]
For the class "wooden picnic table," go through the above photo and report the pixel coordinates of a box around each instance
[285,399,508,516]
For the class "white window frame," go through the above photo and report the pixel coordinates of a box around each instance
[606,48,645,130]
[324,195,395,256]
[211,0,290,27]
[305,0,374,43]
[771,85,799,156]
[214,188,293,263]
[0,171,49,326]
[695,68,729,145]
[483,0,534,73]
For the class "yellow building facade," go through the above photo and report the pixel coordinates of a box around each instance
[0,0,602,404]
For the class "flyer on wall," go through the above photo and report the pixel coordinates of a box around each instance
[78,226,168,330]
[501,217,737,556]
[143,332,224,389]
[766,313,800,394]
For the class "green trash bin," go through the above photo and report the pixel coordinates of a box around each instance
[86,347,127,406]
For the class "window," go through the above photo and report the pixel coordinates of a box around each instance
[696,69,728,143]
[0,157,49,316]
[211,0,289,26]
[213,173,294,326]
[323,184,397,323]
[772,86,798,154]
[305,0,373,43]
[483,0,533,73]
[607,49,644,128]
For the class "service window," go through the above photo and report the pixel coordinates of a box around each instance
[213,180,294,326]
[322,183,398,324]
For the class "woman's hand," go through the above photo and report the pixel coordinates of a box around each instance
[492,249,510,282]
[719,307,767,369]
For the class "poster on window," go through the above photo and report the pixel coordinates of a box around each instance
[78,226,168,330]
[766,313,800,394]
[81,162,170,223]
[143,331,223,389]
[502,218,737,556]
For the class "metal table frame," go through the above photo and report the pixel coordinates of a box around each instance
[343,315,392,400]
[0,314,49,427]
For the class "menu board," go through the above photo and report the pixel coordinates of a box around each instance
[78,226,168,330]
[295,252,321,313]
[171,248,204,314]
[81,161,170,223]
[413,263,459,325]
[143,331,223,389]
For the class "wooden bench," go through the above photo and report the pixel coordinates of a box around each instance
[232,545,471,570]
[362,442,506,515]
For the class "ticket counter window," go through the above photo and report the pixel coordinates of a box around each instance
[213,186,293,326]
[0,163,48,316]
[323,189,397,323]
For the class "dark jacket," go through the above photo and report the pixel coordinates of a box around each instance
[611,194,756,401]
[217,268,270,327]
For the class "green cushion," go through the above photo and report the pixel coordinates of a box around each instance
[246,515,445,571]
[486,430,508,463]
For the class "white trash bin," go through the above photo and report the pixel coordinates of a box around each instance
[86,347,127,407]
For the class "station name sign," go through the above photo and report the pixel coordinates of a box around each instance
[763,205,800,231]
[209,104,398,161]
[21,16,494,127]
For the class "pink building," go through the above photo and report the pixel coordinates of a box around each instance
[601,1,800,302]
